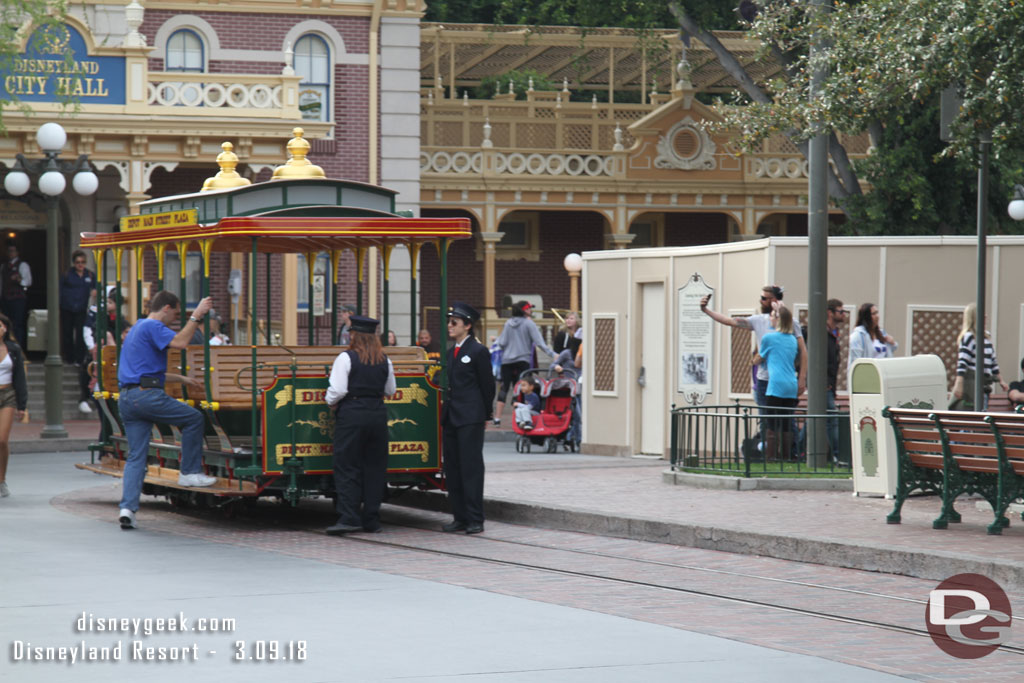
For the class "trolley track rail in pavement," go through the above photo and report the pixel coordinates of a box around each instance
[306,516,1024,655]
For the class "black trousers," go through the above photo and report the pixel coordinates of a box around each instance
[61,309,87,364]
[442,420,486,525]
[332,399,389,529]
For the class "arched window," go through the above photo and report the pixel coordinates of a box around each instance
[293,35,330,122]
[166,29,204,72]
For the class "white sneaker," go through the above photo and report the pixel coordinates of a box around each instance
[0,481,9,497]
[78,400,93,414]
[178,473,217,488]
[118,508,136,529]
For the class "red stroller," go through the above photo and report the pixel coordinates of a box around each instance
[512,368,580,453]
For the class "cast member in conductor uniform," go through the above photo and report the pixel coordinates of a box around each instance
[441,302,495,534]
[116,291,218,530]
[325,315,397,535]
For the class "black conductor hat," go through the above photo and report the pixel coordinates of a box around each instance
[349,315,379,335]
[448,302,480,324]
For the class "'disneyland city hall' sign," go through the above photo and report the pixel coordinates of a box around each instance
[2,25,125,104]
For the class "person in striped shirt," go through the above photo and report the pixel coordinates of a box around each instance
[951,303,1009,410]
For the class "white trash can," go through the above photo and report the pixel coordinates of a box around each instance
[848,355,947,498]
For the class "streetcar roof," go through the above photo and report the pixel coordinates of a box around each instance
[79,215,472,253]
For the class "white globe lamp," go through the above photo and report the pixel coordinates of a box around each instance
[36,122,66,152]
[1009,198,1024,222]
[72,170,99,196]
[563,252,583,273]
[3,171,30,196]
[38,170,66,196]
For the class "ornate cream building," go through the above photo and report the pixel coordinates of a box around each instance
[2,7,863,343]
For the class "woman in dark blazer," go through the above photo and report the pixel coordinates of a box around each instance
[441,302,495,534]
[0,312,28,497]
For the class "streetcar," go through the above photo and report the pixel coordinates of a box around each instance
[76,130,470,509]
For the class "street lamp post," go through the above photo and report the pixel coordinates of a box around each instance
[563,253,582,313]
[3,122,98,439]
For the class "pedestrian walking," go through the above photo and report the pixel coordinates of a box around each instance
[0,242,31,349]
[848,303,897,367]
[441,302,495,534]
[60,249,95,364]
[116,291,218,530]
[799,299,847,460]
[0,313,28,498]
[324,315,397,535]
[493,301,555,426]
[950,303,1008,411]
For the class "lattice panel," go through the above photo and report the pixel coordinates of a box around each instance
[564,124,593,150]
[731,325,754,394]
[489,122,510,147]
[434,121,463,147]
[798,310,850,392]
[594,318,616,392]
[764,136,799,154]
[838,132,872,154]
[912,309,960,389]
[518,123,556,149]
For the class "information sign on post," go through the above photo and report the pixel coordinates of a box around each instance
[677,273,714,404]
[312,274,325,316]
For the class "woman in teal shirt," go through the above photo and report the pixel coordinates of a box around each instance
[758,304,799,460]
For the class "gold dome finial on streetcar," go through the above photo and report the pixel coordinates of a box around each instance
[271,127,325,179]
[200,142,252,192]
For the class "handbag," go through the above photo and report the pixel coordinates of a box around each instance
[949,369,993,411]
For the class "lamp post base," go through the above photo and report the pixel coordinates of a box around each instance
[40,424,69,439]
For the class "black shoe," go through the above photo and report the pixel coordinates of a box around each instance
[362,524,383,533]
[465,524,484,535]
[326,522,362,536]
[442,520,467,533]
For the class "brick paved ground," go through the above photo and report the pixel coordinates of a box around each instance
[53,481,1024,681]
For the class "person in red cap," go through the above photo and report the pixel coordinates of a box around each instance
[493,300,555,426]
[441,302,495,534]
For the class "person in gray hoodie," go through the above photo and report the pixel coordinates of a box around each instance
[493,301,555,425]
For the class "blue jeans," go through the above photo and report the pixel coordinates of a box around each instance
[118,387,206,511]
[796,389,840,460]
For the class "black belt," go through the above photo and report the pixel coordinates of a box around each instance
[342,394,383,400]
[120,383,164,391]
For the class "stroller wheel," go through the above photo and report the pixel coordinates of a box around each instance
[545,437,557,453]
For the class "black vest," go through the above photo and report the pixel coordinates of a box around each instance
[345,350,388,399]
[2,259,24,300]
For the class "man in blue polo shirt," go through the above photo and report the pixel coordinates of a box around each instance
[117,290,216,530]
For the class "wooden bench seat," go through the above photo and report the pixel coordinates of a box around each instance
[188,344,430,409]
[884,407,1024,534]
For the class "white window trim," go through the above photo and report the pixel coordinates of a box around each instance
[476,211,541,262]
[151,16,366,65]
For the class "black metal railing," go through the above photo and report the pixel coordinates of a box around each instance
[670,402,852,477]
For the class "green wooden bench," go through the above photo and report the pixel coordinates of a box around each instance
[883,407,1024,534]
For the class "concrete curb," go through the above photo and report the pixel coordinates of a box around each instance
[390,488,1024,595]
[662,470,854,491]
[14,438,94,455]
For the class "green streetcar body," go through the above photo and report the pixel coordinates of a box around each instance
[77,176,469,507]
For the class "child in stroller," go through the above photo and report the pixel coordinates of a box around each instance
[512,378,540,430]
[512,367,580,453]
